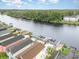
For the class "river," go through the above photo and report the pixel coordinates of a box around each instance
[0,15,79,49]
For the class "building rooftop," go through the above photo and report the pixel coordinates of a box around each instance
[0,33,15,41]
[64,15,79,18]
[0,24,6,31]
[0,27,7,31]
[0,35,24,46]
[0,30,11,36]
[6,39,33,54]
[16,42,44,59]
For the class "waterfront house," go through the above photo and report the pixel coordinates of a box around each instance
[0,27,7,31]
[0,24,6,31]
[5,38,33,59]
[15,41,44,59]
[0,29,11,36]
[64,15,79,21]
[0,33,15,41]
[76,15,79,20]
[0,35,24,52]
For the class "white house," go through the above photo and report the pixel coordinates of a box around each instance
[64,15,79,21]
[76,15,79,20]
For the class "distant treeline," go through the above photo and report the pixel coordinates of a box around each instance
[1,9,79,24]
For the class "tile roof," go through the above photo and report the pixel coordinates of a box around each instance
[16,42,44,59]
[0,35,24,46]
[6,39,33,54]
[0,33,14,41]
[0,30,10,36]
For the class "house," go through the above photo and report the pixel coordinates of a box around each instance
[34,43,55,59]
[15,42,44,59]
[0,27,7,31]
[76,15,79,20]
[0,24,6,31]
[64,15,79,21]
[0,30,11,36]
[0,35,24,52]
[0,33,15,42]
[5,38,33,59]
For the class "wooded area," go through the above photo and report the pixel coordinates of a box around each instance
[1,10,79,25]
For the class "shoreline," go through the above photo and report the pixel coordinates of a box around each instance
[7,15,79,26]
[0,18,79,59]
[0,21,63,59]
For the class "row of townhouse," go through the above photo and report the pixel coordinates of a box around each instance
[64,15,79,21]
[0,22,64,59]
[0,31,24,52]
[0,25,45,59]
[0,34,45,59]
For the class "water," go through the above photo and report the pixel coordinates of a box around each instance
[0,15,79,49]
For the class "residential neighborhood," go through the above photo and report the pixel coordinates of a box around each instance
[0,20,79,59]
[0,21,65,59]
[64,15,79,21]
[0,13,79,59]
[0,0,79,58]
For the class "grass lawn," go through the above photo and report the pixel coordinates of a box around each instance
[60,47,70,55]
[76,50,79,54]
[47,47,54,55]
[45,47,54,59]
[0,52,8,59]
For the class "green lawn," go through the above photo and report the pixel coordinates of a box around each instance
[0,52,8,59]
[45,47,54,59]
[76,50,79,54]
[60,47,70,55]
[47,47,54,55]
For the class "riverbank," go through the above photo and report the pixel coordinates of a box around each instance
[4,10,79,26]
[62,21,79,25]
[0,14,79,49]
[34,20,79,26]
[50,21,79,25]
[7,15,79,26]
[0,15,79,59]
[0,21,64,59]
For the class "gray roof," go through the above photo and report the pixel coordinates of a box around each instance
[0,35,24,46]
[64,15,79,18]
[0,30,10,36]
[7,39,33,54]
[0,33,13,41]
[0,28,6,31]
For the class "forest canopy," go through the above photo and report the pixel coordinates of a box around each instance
[0,10,79,25]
